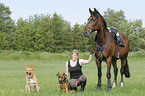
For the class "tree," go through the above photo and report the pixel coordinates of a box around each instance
[39,14,54,52]
[50,13,68,53]
[0,3,16,49]
[71,23,81,50]
[71,23,90,52]
[127,19,145,51]
[0,32,8,49]
[103,8,145,51]
[103,8,127,30]
[61,20,72,51]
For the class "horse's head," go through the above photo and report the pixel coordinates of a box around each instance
[83,8,105,38]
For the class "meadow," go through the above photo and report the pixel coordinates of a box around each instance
[0,50,145,96]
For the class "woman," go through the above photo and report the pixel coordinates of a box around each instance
[65,49,94,92]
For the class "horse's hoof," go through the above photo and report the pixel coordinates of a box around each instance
[107,88,112,92]
[121,82,123,87]
[97,87,101,91]
[112,82,116,88]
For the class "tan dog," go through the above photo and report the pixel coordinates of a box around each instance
[25,64,39,93]
[56,72,70,94]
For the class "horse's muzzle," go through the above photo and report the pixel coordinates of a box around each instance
[83,31,90,38]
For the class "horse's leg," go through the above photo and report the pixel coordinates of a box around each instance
[96,59,102,91]
[112,58,118,88]
[106,57,112,91]
[120,57,126,87]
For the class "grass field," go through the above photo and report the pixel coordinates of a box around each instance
[0,51,145,96]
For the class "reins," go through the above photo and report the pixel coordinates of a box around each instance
[94,34,112,61]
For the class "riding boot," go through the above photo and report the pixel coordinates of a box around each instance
[80,80,86,92]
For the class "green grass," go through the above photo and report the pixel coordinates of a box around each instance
[0,51,145,96]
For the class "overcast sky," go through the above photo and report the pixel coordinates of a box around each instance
[1,0,145,27]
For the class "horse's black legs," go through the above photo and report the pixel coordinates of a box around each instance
[97,68,102,90]
[120,57,126,87]
[112,59,118,88]
[120,68,124,87]
[106,57,112,91]
[96,60,102,91]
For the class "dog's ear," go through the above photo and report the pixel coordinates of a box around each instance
[56,72,59,76]
[63,73,67,76]
[25,64,28,70]
[30,64,33,71]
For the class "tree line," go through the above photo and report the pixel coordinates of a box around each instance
[0,3,145,53]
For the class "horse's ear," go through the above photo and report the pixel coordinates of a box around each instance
[94,8,99,13]
[94,8,97,12]
[89,8,93,15]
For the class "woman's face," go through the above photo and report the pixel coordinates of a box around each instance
[72,53,78,61]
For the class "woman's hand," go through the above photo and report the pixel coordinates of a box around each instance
[90,47,94,55]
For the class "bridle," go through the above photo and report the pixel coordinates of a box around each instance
[85,15,99,33]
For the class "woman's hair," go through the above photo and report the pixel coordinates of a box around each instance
[72,49,79,56]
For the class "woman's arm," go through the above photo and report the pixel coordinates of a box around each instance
[65,61,69,76]
[79,54,93,65]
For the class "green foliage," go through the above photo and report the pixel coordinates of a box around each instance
[104,8,127,28]
[51,13,69,52]
[104,8,145,51]
[0,33,8,49]
[0,3,16,50]
[0,50,91,61]
[71,23,90,51]
[0,3,145,52]
[13,13,90,52]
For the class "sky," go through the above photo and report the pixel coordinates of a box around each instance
[1,0,145,27]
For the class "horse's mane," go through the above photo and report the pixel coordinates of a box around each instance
[98,12,107,28]
[93,9,107,29]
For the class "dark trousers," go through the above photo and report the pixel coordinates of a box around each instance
[69,75,87,91]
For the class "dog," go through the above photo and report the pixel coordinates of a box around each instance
[25,64,39,93]
[56,72,71,93]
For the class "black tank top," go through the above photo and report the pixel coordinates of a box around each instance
[68,59,83,79]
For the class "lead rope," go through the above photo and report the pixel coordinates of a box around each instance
[88,32,96,59]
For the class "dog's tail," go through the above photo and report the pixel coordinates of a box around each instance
[38,86,40,90]
[20,89,25,92]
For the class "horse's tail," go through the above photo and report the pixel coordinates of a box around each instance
[123,59,130,78]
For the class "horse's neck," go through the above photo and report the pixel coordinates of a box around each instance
[96,26,108,46]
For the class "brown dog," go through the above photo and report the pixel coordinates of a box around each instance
[25,64,39,93]
[56,72,70,93]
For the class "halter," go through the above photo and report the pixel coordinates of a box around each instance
[85,15,99,32]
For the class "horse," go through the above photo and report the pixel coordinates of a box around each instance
[83,8,130,91]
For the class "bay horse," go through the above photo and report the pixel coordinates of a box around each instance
[83,8,130,91]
